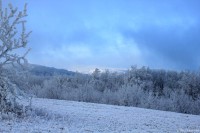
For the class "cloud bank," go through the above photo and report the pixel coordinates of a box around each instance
[7,0,200,71]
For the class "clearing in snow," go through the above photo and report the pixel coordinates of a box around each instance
[0,98,200,133]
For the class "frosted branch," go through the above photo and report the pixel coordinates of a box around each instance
[0,0,31,69]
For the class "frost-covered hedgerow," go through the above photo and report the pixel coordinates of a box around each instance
[0,77,25,115]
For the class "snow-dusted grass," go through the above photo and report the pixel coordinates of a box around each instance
[1,98,200,133]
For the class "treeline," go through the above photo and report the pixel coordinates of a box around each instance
[6,66,200,115]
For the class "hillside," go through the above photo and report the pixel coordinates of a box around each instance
[28,64,76,76]
[1,98,200,133]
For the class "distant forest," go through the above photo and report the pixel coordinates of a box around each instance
[5,65,200,115]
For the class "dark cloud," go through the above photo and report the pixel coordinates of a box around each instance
[120,22,200,70]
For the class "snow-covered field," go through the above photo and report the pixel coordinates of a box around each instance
[0,98,200,133]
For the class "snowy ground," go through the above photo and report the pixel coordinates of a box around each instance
[0,98,200,133]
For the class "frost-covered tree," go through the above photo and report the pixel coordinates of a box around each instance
[0,0,31,69]
[0,0,31,116]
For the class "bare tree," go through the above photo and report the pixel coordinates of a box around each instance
[0,0,31,70]
[0,0,31,116]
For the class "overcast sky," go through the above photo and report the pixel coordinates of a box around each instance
[5,0,200,72]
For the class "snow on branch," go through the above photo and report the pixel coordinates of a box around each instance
[0,0,31,69]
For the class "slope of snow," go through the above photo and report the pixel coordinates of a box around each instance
[1,98,200,133]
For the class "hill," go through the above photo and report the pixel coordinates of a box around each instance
[28,64,76,76]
